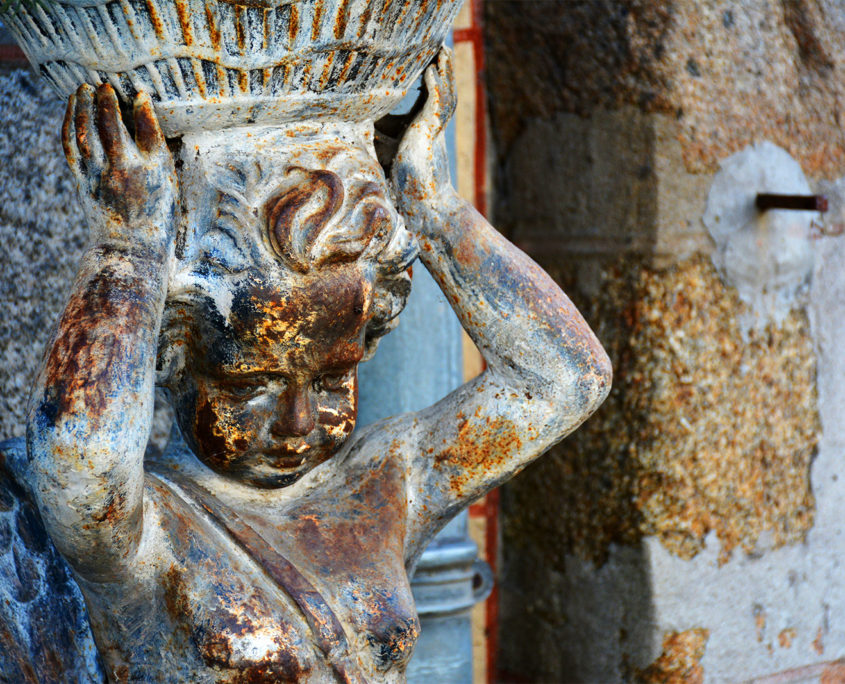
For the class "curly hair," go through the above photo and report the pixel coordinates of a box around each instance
[155,143,418,386]
[261,164,417,357]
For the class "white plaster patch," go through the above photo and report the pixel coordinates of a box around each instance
[703,142,817,329]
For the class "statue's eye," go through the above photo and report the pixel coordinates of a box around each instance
[225,381,265,400]
[313,372,349,393]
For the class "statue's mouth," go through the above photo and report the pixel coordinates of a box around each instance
[261,445,312,470]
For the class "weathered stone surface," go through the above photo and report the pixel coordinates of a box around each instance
[635,628,710,684]
[486,0,845,177]
[504,255,818,566]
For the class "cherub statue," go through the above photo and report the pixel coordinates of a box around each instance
[2,46,609,681]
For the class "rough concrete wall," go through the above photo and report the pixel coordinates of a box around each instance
[487,1,845,681]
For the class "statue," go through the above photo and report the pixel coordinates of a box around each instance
[0,1,611,681]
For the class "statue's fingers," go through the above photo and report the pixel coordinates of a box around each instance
[95,83,134,165]
[434,49,456,129]
[133,91,166,156]
[75,84,104,169]
[421,61,441,122]
[61,91,80,173]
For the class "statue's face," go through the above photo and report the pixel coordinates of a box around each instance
[171,262,374,488]
[162,126,412,488]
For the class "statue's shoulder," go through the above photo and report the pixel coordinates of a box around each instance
[0,437,106,684]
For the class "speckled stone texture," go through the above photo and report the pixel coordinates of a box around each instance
[487,1,845,681]
[0,67,85,443]
[505,255,818,567]
[0,66,173,450]
[486,0,845,176]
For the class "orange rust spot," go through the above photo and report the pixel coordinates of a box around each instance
[311,0,324,42]
[333,0,349,39]
[144,0,166,40]
[175,0,193,45]
[288,4,300,46]
[192,60,207,98]
[636,629,710,684]
[754,608,766,643]
[235,6,246,52]
[813,627,825,655]
[335,52,356,85]
[778,627,796,649]
[356,0,373,38]
[319,52,335,91]
[822,661,845,684]
[204,4,221,52]
[433,414,522,497]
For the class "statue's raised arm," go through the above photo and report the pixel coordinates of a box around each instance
[388,50,612,559]
[26,84,177,581]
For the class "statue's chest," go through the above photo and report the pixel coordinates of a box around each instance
[150,459,417,681]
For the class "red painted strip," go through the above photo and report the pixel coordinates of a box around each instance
[464,0,488,218]
[452,27,475,43]
[0,44,27,64]
[457,3,496,679]
[469,501,487,516]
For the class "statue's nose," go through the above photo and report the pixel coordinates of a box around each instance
[271,385,316,437]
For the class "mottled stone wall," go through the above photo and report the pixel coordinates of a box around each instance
[0,64,172,451]
[487,0,845,176]
[487,1,845,681]
[0,67,85,442]
[506,255,817,567]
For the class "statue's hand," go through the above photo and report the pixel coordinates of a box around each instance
[62,83,177,251]
[391,48,458,234]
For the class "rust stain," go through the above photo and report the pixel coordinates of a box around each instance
[235,5,246,53]
[311,0,324,42]
[814,627,825,655]
[356,0,373,39]
[336,52,356,85]
[635,628,709,684]
[319,52,335,92]
[192,60,207,98]
[174,0,193,45]
[754,607,766,643]
[204,3,221,53]
[333,0,349,40]
[821,661,845,684]
[434,414,521,497]
[778,627,796,649]
[144,0,166,41]
[288,4,299,47]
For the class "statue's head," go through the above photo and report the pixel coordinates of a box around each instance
[157,125,416,488]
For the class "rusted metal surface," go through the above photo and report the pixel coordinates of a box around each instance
[756,192,829,213]
[4,1,611,678]
[0,438,104,683]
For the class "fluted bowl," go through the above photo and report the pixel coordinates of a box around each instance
[3,0,461,135]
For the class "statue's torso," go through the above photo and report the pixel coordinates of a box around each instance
[77,447,418,683]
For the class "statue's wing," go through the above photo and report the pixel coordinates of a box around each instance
[0,437,105,684]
